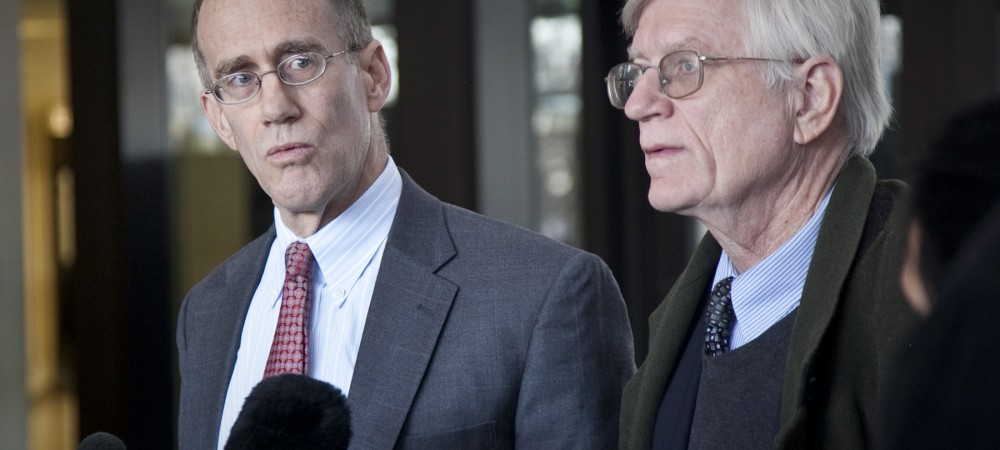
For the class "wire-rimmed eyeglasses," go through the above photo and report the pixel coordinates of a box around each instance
[605,50,792,109]
[208,50,356,105]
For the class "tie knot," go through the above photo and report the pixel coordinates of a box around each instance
[712,276,734,300]
[285,241,314,279]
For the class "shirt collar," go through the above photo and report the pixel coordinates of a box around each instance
[274,156,402,293]
[714,185,835,316]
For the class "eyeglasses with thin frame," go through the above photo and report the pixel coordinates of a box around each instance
[208,50,356,105]
[605,50,792,109]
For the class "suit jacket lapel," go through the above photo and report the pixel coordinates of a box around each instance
[187,228,274,446]
[347,171,459,448]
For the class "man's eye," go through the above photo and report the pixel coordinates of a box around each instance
[227,72,256,87]
[674,59,697,74]
[287,55,314,71]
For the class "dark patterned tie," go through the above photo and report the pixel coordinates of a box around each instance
[705,276,736,356]
[264,241,315,377]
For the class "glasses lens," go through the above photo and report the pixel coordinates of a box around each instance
[279,53,327,85]
[606,63,643,109]
[659,51,702,99]
[214,72,259,104]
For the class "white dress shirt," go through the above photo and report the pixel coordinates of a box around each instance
[713,186,833,350]
[216,158,402,448]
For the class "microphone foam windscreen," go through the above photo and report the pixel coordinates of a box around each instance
[78,432,127,450]
[225,373,351,450]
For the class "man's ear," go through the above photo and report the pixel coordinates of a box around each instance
[357,40,391,113]
[200,91,239,151]
[792,56,843,145]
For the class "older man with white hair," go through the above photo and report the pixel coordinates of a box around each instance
[608,0,916,448]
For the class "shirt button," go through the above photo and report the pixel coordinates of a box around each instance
[335,288,347,299]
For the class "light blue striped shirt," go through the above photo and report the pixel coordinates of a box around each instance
[217,157,401,448]
[713,187,833,350]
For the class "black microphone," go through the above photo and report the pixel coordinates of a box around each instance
[78,432,126,449]
[225,373,351,450]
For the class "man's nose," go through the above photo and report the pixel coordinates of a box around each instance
[258,71,300,125]
[624,70,674,121]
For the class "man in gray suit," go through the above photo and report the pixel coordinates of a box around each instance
[176,0,635,448]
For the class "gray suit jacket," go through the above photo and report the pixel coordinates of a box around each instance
[177,171,636,449]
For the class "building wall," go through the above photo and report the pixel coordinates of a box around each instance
[0,0,28,447]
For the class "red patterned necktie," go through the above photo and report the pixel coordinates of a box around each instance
[264,241,315,377]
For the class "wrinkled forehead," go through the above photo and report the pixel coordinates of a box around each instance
[196,0,342,64]
[629,0,746,61]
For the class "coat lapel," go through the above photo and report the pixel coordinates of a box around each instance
[778,157,877,436]
[624,157,883,449]
[622,233,719,448]
[346,172,458,448]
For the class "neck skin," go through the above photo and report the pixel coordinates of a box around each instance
[280,116,389,238]
[699,139,847,273]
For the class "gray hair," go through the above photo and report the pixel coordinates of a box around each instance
[621,0,891,157]
[191,0,374,90]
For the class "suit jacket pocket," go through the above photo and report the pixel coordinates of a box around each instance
[396,421,498,450]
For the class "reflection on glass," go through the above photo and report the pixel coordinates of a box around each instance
[532,13,582,246]
[881,15,902,96]
[167,45,224,155]
[870,14,902,177]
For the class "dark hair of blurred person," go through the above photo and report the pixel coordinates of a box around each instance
[882,98,1000,449]
[899,97,1000,315]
